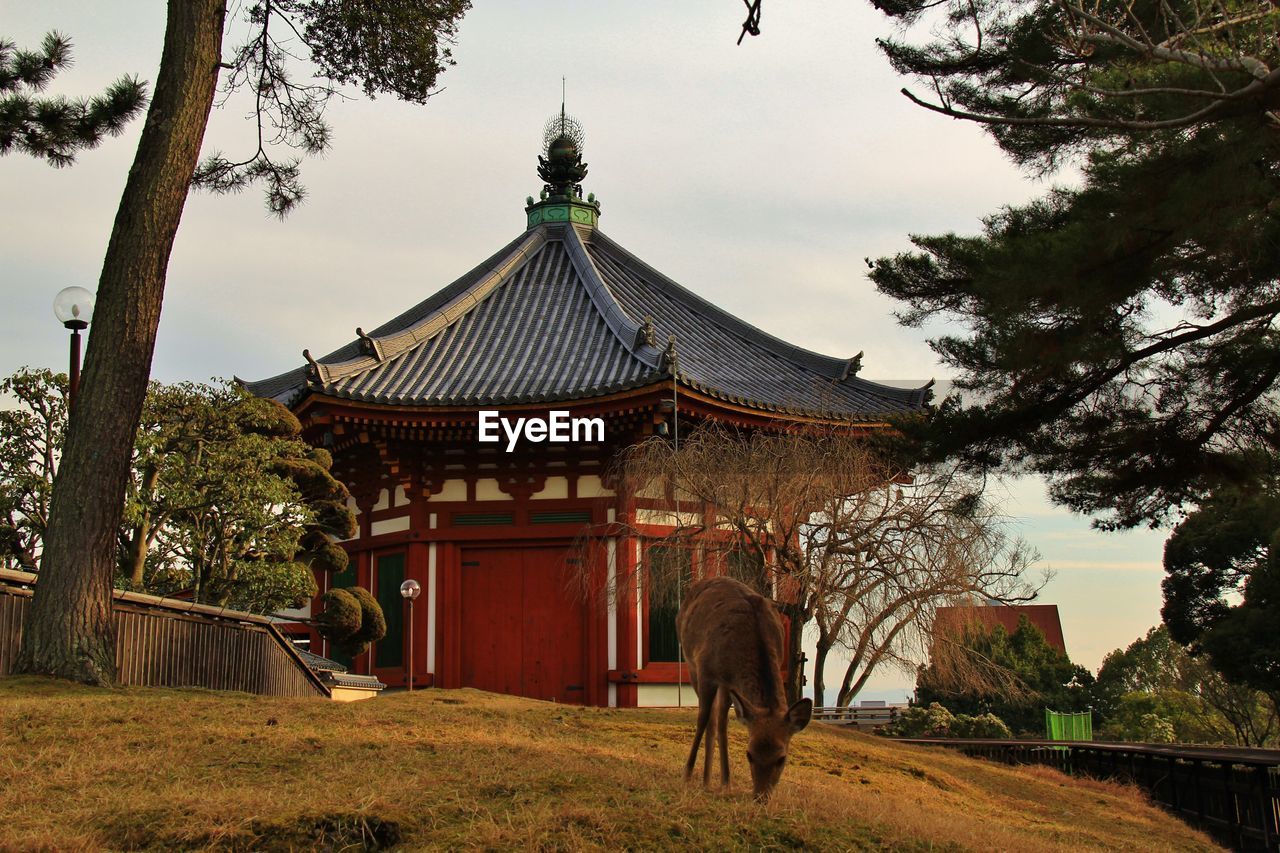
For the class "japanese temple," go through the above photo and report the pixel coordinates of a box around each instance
[246,113,929,707]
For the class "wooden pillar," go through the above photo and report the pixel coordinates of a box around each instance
[351,549,372,674]
[436,542,462,689]
[616,530,638,708]
[588,539,610,707]
[407,541,429,688]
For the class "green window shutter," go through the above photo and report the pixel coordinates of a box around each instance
[647,545,692,663]
[530,510,593,525]
[452,512,515,526]
[374,553,406,669]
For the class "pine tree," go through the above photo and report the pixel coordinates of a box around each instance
[16,1,470,685]
[0,32,145,165]
[865,0,1280,529]
[1162,484,1280,710]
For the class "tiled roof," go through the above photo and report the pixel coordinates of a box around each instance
[244,223,929,420]
[295,647,347,673]
[935,604,1069,655]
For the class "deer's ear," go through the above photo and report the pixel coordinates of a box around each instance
[787,698,813,733]
[728,689,755,722]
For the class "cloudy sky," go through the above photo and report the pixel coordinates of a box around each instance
[2,0,1167,699]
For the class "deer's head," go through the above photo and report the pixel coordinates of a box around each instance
[732,693,813,801]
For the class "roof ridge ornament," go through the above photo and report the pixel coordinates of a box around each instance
[641,316,658,349]
[355,327,383,362]
[840,351,864,380]
[662,334,679,375]
[302,349,325,387]
[527,95,601,230]
[538,106,587,199]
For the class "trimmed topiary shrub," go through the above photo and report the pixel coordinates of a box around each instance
[314,586,387,658]
[316,588,361,648]
[347,586,387,649]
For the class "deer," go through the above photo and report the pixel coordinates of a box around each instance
[676,575,813,801]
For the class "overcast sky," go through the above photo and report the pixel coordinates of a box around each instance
[2,1,1167,700]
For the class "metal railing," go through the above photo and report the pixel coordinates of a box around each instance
[813,704,904,729]
[899,737,1280,851]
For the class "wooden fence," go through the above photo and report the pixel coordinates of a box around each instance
[0,569,327,698]
[899,737,1280,851]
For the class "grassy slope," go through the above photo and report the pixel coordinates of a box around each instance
[0,677,1219,851]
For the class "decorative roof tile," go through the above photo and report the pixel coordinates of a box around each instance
[244,223,929,420]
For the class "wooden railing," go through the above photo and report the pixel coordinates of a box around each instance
[899,737,1280,851]
[813,705,904,729]
[0,568,327,698]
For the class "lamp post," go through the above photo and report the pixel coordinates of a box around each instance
[53,286,95,412]
[399,579,421,692]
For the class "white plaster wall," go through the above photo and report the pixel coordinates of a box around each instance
[431,479,467,501]
[273,601,312,620]
[533,475,569,500]
[474,478,513,501]
[370,516,410,536]
[578,474,615,498]
[636,508,702,527]
[637,684,699,707]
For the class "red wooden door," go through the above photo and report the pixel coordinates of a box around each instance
[460,546,586,704]
[460,548,523,697]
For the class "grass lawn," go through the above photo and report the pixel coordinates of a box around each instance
[0,676,1219,851]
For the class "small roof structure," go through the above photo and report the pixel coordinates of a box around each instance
[934,604,1069,655]
[246,115,929,423]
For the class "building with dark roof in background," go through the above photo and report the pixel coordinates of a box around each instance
[246,112,929,707]
[934,603,1068,656]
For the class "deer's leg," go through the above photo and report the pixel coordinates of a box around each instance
[684,682,714,783]
[717,688,730,788]
[702,686,721,788]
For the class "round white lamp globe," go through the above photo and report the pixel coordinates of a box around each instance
[53,286,95,328]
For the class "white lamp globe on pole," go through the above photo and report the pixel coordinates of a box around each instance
[53,286,95,411]
[400,579,421,692]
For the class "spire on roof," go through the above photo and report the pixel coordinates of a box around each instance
[538,107,587,198]
[526,91,602,230]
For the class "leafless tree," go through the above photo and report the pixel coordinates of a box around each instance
[574,423,1044,705]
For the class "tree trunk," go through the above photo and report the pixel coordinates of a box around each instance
[779,601,806,704]
[15,0,226,684]
[126,463,160,587]
[812,634,831,708]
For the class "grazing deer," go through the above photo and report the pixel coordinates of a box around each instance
[676,576,812,801]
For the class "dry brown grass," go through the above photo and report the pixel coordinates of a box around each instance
[0,677,1220,851]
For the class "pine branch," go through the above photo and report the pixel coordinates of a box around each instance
[0,33,146,165]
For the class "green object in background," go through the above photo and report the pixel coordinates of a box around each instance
[1046,709,1093,741]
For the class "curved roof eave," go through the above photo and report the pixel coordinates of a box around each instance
[243,222,931,420]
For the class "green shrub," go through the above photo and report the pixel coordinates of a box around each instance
[949,712,1013,739]
[347,586,387,648]
[881,703,955,737]
[1137,713,1177,743]
[316,588,361,645]
[880,702,1013,739]
[314,585,386,659]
